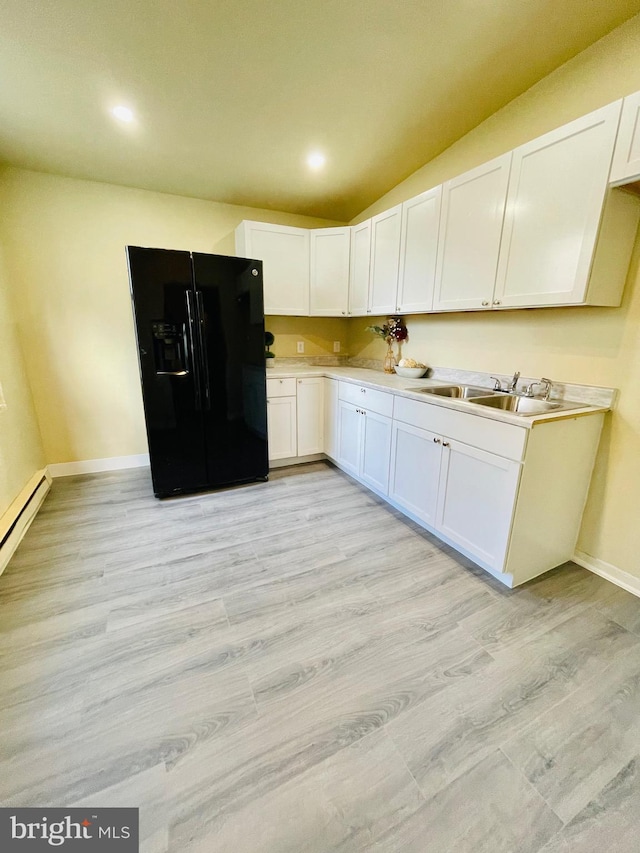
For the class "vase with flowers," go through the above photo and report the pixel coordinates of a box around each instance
[365,316,408,373]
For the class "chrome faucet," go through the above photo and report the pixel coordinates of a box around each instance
[507,371,520,393]
[491,371,521,393]
[524,378,553,400]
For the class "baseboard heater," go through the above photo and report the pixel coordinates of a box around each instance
[0,469,51,577]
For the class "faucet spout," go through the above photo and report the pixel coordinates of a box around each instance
[508,371,521,393]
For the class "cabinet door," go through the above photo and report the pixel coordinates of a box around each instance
[267,396,297,460]
[494,102,623,308]
[397,187,442,313]
[433,153,512,311]
[389,421,441,526]
[337,400,362,477]
[238,222,310,316]
[610,91,640,183]
[436,439,521,572]
[310,227,350,316]
[349,220,372,316]
[360,410,392,495]
[297,377,324,455]
[369,205,402,315]
[323,378,339,459]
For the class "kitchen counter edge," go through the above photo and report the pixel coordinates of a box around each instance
[266,366,610,429]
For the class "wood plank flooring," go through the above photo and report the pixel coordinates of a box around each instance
[1,461,640,852]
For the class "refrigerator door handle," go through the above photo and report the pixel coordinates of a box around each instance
[195,290,212,410]
[185,289,203,411]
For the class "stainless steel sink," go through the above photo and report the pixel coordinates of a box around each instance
[411,385,496,399]
[467,395,580,415]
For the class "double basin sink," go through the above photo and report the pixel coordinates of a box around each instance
[410,384,582,417]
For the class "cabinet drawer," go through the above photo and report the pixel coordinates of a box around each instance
[267,378,297,398]
[338,382,394,418]
[394,395,527,461]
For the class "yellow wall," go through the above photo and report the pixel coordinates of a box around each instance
[265,316,348,358]
[0,168,341,465]
[348,15,640,580]
[0,242,45,518]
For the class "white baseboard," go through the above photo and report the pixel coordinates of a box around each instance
[0,469,51,576]
[48,453,150,478]
[573,549,640,599]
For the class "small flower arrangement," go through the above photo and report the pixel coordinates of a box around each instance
[366,316,408,373]
[366,316,408,343]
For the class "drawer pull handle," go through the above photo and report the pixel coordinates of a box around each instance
[442,441,450,447]
[433,437,441,444]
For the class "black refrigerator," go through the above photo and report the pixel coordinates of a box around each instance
[126,246,268,498]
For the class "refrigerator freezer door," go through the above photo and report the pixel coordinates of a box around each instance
[127,246,209,496]
[192,253,269,487]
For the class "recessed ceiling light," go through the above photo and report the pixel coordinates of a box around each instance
[111,105,134,123]
[307,152,326,170]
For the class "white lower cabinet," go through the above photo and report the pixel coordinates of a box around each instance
[385,395,605,586]
[337,396,392,495]
[436,439,520,572]
[389,421,441,527]
[267,376,323,462]
[269,375,604,588]
[323,378,339,459]
[296,377,324,455]
[360,409,393,494]
[390,421,519,570]
[267,396,297,461]
[337,401,362,477]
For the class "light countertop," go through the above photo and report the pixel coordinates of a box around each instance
[266,364,610,429]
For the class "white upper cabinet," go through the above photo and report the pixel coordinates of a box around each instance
[368,205,402,315]
[235,221,309,316]
[349,220,372,316]
[494,101,623,308]
[309,227,351,316]
[610,91,640,184]
[433,153,512,311]
[397,186,442,313]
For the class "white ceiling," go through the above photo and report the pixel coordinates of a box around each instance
[2,0,640,221]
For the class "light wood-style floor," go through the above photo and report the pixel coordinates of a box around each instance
[2,462,640,852]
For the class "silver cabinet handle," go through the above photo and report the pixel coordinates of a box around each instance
[442,441,450,447]
[341,311,345,315]
[481,300,490,307]
[433,437,441,444]
[493,300,502,306]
